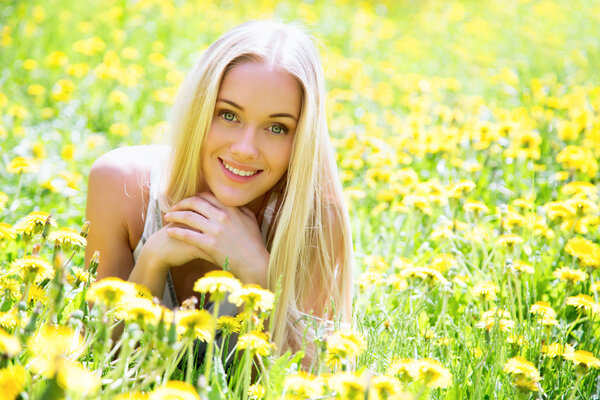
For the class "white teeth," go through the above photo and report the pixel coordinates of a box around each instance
[222,160,258,177]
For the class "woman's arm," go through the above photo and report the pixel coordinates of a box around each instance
[85,147,171,297]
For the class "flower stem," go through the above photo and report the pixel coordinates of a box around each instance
[204,300,221,385]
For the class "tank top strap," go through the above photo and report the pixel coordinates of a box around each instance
[132,157,179,309]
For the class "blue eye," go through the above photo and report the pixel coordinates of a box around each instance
[220,111,237,122]
[269,124,287,135]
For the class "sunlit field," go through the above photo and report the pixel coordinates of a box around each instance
[2,0,600,398]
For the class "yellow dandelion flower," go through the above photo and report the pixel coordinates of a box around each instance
[544,201,575,220]
[10,256,53,283]
[0,192,8,210]
[413,358,453,388]
[556,145,598,176]
[503,356,540,392]
[148,381,200,400]
[388,358,416,383]
[472,281,500,301]
[542,343,574,358]
[28,325,85,377]
[388,274,408,290]
[358,269,384,289]
[512,260,534,274]
[564,350,600,369]
[328,372,366,400]
[553,267,587,283]
[6,156,38,174]
[369,375,408,400]
[217,316,241,335]
[507,334,527,346]
[59,144,76,160]
[402,194,433,215]
[86,277,137,307]
[365,255,390,271]
[113,391,148,400]
[0,327,21,357]
[452,274,470,288]
[67,268,92,287]
[109,123,130,137]
[115,297,162,325]
[237,330,273,357]
[56,359,100,395]
[497,233,524,247]
[0,310,18,330]
[23,58,37,70]
[476,309,515,332]
[447,180,476,198]
[326,329,367,368]
[134,283,153,299]
[0,364,27,400]
[567,196,599,215]
[176,309,214,342]
[48,228,86,251]
[248,383,265,400]
[529,301,557,319]
[464,200,489,214]
[388,358,452,388]
[284,372,323,398]
[12,211,56,236]
[228,284,274,313]
[0,278,20,301]
[399,266,448,284]
[591,282,600,293]
[565,237,600,267]
[566,294,598,313]
[430,253,456,273]
[28,284,46,304]
[46,50,68,67]
[193,271,242,302]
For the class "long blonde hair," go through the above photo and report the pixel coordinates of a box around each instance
[161,20,353,357]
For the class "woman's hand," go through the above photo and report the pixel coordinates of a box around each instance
[162,192,270,288]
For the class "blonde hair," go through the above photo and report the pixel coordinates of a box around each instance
[161,20,353,359]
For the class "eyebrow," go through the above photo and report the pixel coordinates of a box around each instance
[217,99,298,121]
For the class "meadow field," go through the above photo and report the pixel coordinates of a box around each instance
[1,0,600,398]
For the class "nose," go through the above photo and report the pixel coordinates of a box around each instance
[230,126,259,160]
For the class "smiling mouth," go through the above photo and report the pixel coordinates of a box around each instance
[220,158,261,177]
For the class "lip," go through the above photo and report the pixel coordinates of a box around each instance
[218,158,263,182]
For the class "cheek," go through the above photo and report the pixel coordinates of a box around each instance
[275,139,294,172]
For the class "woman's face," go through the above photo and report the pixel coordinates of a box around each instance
[201,61,302,210]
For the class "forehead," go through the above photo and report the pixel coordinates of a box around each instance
[218,61,302,117]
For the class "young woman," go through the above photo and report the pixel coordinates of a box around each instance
[85,20,353,358]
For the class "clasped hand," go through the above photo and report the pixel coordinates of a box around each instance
[155,192,269,287]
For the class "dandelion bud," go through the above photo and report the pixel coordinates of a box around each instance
[24,303,42,335]
[53,239,64,271]
[79,221,90,238]
[89,251,100,275]
[167,321,177,345]
[41,214,53,238]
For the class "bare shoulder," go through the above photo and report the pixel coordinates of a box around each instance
[86,145,169,272]
[91,145,168,178]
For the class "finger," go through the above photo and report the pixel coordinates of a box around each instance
[196,192,226,209]
[164,211,217,234]
[166,227,216,262]
[172,196,222,217]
